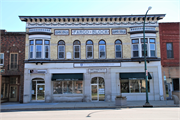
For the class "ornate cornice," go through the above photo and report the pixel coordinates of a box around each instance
[19,14,165,23]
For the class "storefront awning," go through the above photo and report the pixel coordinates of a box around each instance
[119,72,152,80]
[51,73,83,81]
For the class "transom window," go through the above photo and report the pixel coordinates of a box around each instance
[99,40,106,59]
[73,40,81,59]
[58,40,65,59]
[29,39,50,59]
[131,38,156,58]
[86,40,93,59]
[115,39,122,58]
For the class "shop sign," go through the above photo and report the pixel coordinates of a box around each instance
[72,29,109,35]
[74,63,121,67]
[112,29,126,35]
[99,89,105,94]
[89,69,106,73]
[55,30,69,35]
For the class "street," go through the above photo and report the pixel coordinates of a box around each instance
[0,108,180,120]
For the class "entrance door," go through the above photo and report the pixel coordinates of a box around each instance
[91,77,105,101]
[165,83,171,100]
[9,85,18,101]
[91,85,98,101]
[37,85,45,100]
[31,79,45,101]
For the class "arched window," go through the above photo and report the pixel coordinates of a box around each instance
[73,40,81,59]
[58,40,65,59]
[86,40,93,59]
[99,40,106,59]
[115,39,122,58]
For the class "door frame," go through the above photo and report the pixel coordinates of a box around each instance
[9,85,18,101]
[31,79,45,102]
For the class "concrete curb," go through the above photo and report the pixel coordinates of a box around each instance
[1,105,179,111]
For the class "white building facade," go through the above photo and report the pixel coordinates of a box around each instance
[19,14,165,103]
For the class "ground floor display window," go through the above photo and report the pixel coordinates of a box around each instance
[121,80,149,93]
[91,77,105,101]
[53,81,83,94]
[31,79,45,101]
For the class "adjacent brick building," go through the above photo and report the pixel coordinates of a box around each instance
[159,22,180,100]
[0,30,25,103]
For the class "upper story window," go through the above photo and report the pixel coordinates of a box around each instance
[10,53,18,70]
[115,39,122,58]
[58,40,65,59]
[131,38,156,58]
[29,39,50,59]
[132,39,139,57]
[86,40,93,59]
[166,43,173,58]
[141,38,148,57]
[73,40,81,59]
[99,40,106,59]
[0,53,4,65]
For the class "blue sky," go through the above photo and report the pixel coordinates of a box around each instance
[0,0,179,32]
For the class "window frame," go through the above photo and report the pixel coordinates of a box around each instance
[115,39,122,58]
[98,40,106,59]
[73,40,81,59]
[0,53,4,66]
[10,53,18,70]
[166,42,174,58]
[86,40,93,59]
[58,40,65,59]
[132,39,139,58]
[29,39,50,59]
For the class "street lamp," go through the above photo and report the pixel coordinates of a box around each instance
[143,6,153,107]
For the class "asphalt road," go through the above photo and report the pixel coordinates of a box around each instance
[0,108,180,120]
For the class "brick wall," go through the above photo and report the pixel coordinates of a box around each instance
[0,30,25,102]
[159,23,180,67]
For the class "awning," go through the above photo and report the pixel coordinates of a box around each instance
[119,72,152,80]
[52,73,83,81]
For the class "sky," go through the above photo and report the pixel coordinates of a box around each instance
[0,0,179,32]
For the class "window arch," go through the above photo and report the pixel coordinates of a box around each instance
[58,40,65,59]
[73,40,81,59]
[115,39,122,58]
[86,40,93,59]
[98,40,106,59]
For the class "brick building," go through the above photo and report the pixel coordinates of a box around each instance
[0,30,25,103]
[159,22,180,100]
[19,14,165,103]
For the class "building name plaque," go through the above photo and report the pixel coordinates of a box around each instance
[72,29,109,35]
[89,69,107,73]
[112,29,126,35]
[29,28,51,32]
[55,30,69,35]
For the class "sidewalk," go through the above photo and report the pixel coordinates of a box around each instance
[1,100,179,111]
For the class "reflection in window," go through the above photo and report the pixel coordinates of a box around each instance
[53,81,83,94]
[121,80,149,93]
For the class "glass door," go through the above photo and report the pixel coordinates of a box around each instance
[91,85,98,101]
[9,85,18,101]
[37,85,45,100]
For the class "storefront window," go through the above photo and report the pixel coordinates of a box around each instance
[121,80,149,93]
[1,77,9,99]
[53,81,83,94]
